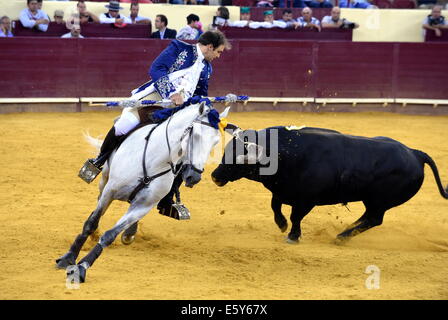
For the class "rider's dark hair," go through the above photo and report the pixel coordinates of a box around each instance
[198,30,231,50]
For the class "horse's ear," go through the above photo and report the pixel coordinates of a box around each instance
[220,106,231,119]
[198,101,206,115]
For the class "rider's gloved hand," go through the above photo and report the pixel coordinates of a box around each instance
[170,93,184,106]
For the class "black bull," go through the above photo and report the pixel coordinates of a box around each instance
[211,126,448,243]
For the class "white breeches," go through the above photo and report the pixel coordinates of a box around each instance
[113,91,162,136]
[114,107,140,136]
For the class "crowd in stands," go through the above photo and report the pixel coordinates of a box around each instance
[0,0,447,38]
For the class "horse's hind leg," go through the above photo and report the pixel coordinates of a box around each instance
[73,200,154,283]
[55,187,113,269]
[121,221,138,245]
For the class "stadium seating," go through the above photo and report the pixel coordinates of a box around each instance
[219,26,353,40]
[13,21,152,38]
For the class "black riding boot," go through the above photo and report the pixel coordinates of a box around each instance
[157,173,190,220]
[90,126,121,169]
[78,126,120,183]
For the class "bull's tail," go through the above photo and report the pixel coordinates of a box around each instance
[413,149,448,199]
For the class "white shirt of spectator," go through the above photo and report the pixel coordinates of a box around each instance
[296,16,321,27]
[228,20,250,28]
[131,43,205,101]
[19,8,49,32]
[249,20,287,29]
[61,32,84,38]
[129,15,151,24]
[176,25,199,40]
[321,16,340,26]
[99,13,132,24]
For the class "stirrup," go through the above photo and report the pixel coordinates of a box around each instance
[78,159,102,184]
[159,203,190,220]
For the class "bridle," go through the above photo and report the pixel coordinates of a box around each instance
[166,106,218,176]
[128,105,219,203]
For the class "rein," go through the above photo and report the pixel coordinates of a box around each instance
[128,107,215,203]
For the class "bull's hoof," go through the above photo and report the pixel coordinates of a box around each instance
[334,236,350,246]
[278,221,288,233]
[66,264,87,283]
[285,236,299,244]
[121,233,135,245]
[55,252,76,269]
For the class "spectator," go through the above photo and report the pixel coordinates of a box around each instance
[423,5,448,37]
[99,1,132,25]
[169,0,185,4]
[177,14,200,40]
[256,0,275,7]
[61,25,84,38]
[0,16,13,37]
[211,6,230,29]
[322,6,359,29]
[296,7,321,32]
[196,21,204,39]
[228,7,252,28]
[150,14,177,39]
[121,0,153,3]
[339,0,377,8]
[417,0,437,9]
[309,0,333,8]
[77,1,100,23]
[249,10,287,29]
[53,10,65,25]
[128,2,151,25]
[20,0,49,32]
[276,9,299,28]
[278,0,305,7]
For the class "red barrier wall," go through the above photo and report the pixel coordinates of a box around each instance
[1,38,448,99]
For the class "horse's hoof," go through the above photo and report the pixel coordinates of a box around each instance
[285,236,299,245]
[121,233,135,245]
[55,252,76,269]
[66,264,87,283]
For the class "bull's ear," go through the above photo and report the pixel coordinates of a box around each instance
[224,123,242,137]
[220,106,230,119]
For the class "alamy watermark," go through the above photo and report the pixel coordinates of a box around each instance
[365,265,381,290]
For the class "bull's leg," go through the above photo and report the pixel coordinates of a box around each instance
[287,203,314,244]
[271,196,287,233]
[71,201,154,283]
[55,187,113,269]
[336,208,385,241]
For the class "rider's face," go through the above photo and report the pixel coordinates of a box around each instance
[203,44,225,62]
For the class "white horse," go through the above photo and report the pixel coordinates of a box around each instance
[56,101,230,283]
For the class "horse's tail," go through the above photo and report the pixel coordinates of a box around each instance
[83,131,103,153]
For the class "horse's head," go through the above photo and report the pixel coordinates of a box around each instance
[181,102,231,188]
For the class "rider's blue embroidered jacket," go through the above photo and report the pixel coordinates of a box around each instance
[132,40,212,99]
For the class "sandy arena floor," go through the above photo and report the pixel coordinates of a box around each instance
[0,110,447,300]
